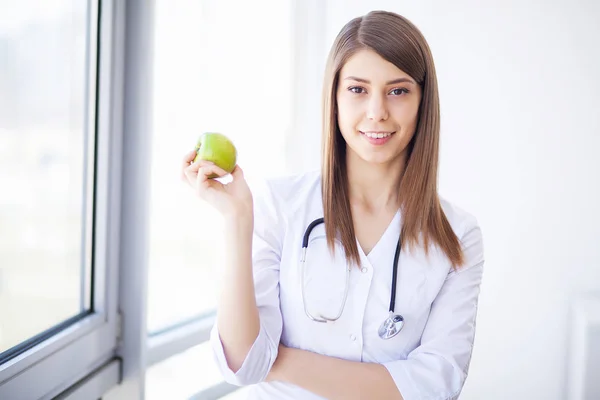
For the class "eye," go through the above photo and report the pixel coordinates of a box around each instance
[389,88,409,96]
[348,86,366,94]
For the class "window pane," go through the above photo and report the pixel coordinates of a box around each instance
[146,341,224,400]
[145,340,252,399]
[148,0,292,332]
[0,1,94,355]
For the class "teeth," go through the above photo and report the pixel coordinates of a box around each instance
[364,132,392,139]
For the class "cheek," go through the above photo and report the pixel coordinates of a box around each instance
[403,114,419,132]
[392,102,420,129]
[336,112,352,142]
[336,99,361,131]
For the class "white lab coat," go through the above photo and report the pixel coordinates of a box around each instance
[210,169,485,400]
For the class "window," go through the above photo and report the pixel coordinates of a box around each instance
[0,2,95,356]
[146,341,227,399]
[146,340,252,399]
[0,0,93,358]
[0,1,121,398]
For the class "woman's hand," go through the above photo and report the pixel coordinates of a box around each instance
[181,150,253,220]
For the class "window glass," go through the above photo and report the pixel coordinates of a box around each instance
[146,341,223,400]
[148,0,292,332]
[0,0,94,356]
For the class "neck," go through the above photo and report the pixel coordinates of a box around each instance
[346,149,407,213]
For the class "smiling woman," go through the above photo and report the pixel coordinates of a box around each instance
[185,9,486,400]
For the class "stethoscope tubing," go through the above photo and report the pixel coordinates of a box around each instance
[300,217,404,339]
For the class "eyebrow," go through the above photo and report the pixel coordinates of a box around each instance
[344,76,416,85]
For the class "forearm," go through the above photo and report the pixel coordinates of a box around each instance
[216,215,260,373]
[276,347,403,400]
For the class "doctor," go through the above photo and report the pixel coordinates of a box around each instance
[182,10,484,400]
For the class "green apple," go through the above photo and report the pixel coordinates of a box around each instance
[193,132,237,178]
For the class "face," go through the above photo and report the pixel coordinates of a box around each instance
[336,48,422,166]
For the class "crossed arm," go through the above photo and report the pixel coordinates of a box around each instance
[266,344,403,400]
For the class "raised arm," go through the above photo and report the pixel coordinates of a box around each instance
[209,174,285,385]
[182,153,286,385]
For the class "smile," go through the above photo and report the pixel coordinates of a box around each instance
[361,131,394,139]
[359,131,395,146]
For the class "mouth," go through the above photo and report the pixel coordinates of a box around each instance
[360,131,395,145]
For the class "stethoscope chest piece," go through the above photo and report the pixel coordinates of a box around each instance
[378,312,404,340]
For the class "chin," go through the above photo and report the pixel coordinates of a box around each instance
[357,152,395,165]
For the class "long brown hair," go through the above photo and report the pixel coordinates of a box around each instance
[321,10,465,270]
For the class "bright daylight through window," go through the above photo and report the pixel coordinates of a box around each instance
[145,1,292,397]
[0,0,94,360]
[147,0,292,332]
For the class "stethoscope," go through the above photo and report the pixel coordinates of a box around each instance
[300,217,405,340]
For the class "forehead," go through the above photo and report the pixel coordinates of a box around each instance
[340,48,411,81]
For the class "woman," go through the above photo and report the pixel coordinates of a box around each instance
[182,10,484,400]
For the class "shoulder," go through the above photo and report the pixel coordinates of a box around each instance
[438,195,485,270]
[438,196,480,238]
[251,169,321,208]
[247,168,322,217]
[267,169,321,200]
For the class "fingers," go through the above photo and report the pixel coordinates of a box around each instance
[181,150,240,200]
[181,150,197,170]
[195,162,229,188]
[194,161,230,178]
[181,150,197,182]
[230,164,244,178]
[194,165,226,199]
[182,157,229,185]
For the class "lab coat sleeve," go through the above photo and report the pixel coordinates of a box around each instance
[382,217,485,400]
[209,178,285,386]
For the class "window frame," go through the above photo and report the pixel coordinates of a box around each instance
[0,0,122,398]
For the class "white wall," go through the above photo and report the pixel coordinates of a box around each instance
[291,1,600,399]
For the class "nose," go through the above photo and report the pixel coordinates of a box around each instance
[366,94,388,121]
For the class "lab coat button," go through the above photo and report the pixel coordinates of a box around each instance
[350,334,356,341]
[361,267,368,274]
